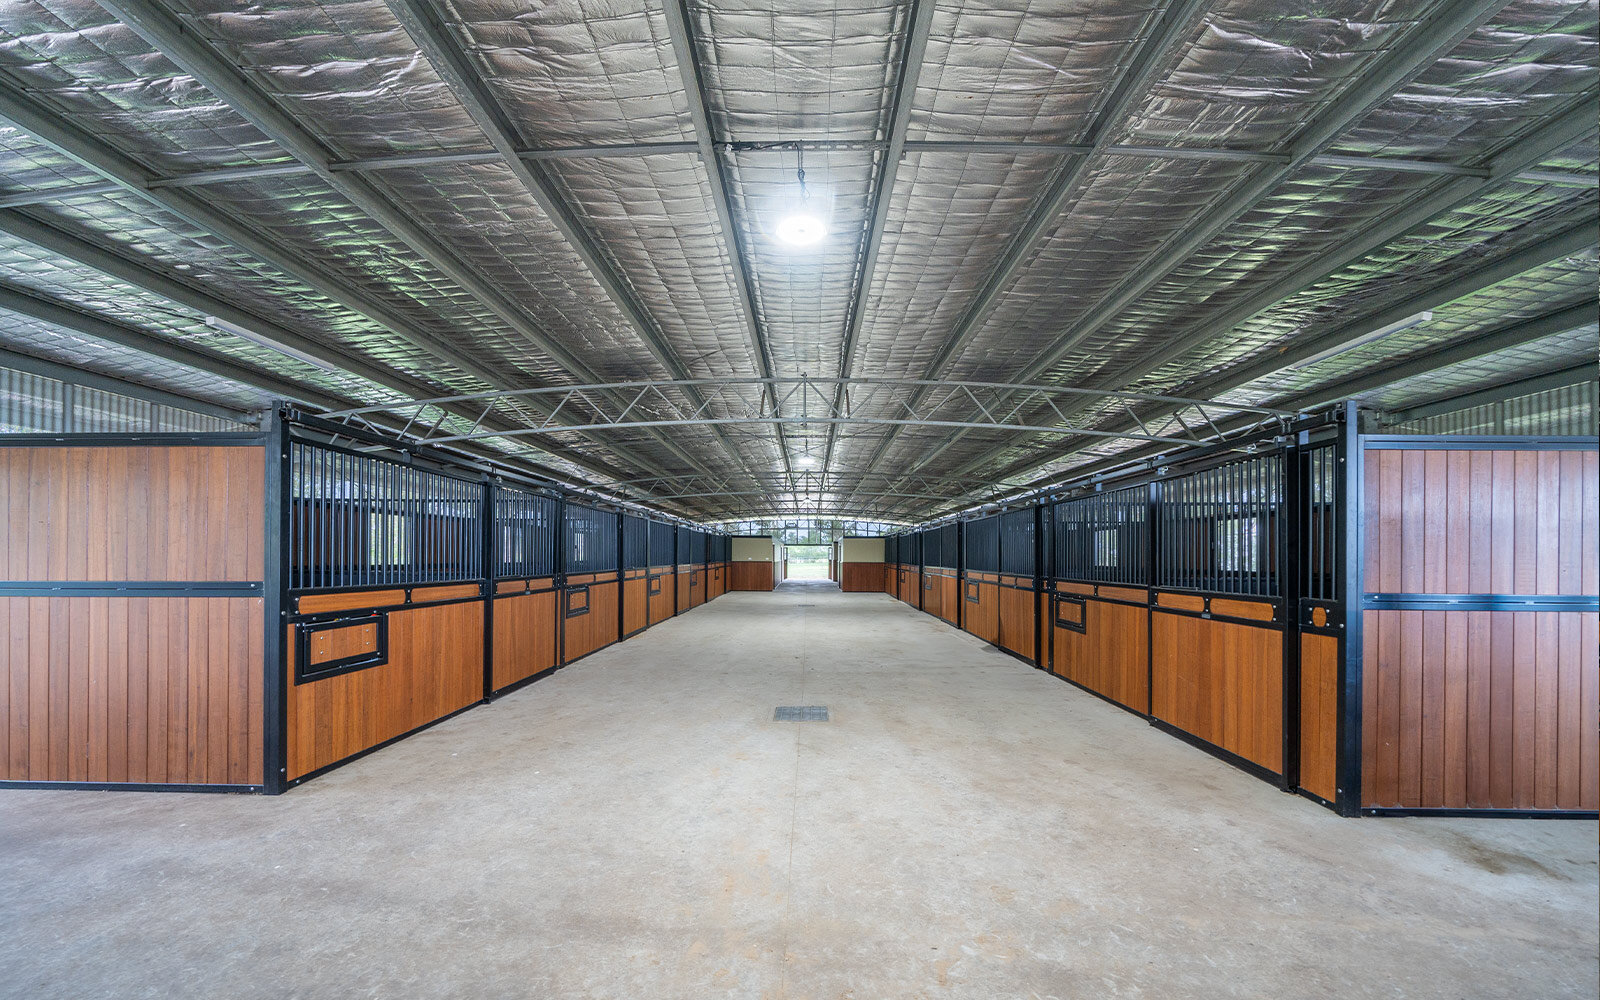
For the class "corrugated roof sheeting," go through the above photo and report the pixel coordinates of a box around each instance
[0,310,266,409]
[445,0,694,145]
[912,0,1159,142]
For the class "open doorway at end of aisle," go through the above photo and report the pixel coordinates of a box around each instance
[784,544,832,581]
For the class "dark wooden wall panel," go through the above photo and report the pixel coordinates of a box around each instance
[1299,633,1339,802]
[286,598,482,780]
[1053,598,1148,713]
[840,562,885,592]
[492,587,556,692]
[729,562,775,591]
[1152,612,1283,773]
[648,570,675,625]
[1361,609,1597,811]
[938,574,959,625]
[1364,448,1598,596]
[963,580,999,644]
[563,581,620,662]
[623,576,648,634]
[0,596,263,785]
[0,446,263,583]
[998,586,1035,660]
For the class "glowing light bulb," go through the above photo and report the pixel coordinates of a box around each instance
[776,213,826,246]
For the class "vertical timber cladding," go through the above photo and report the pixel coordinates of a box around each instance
[647,519,676,624]
[922,525,958,623]
[1361,438,1599,813]
[960,516,1000,644]
[729,536,776,591]
[839,537,886,592]
[491,485,559,692]
[996,508,1038,662]
[1297,441,1343,804]
[561,502,620,663]
[1050,485,1152,713]
[284,438,485,783]
[622,514,649,637]
[1150,450,1288,776]
[0,440,267,787]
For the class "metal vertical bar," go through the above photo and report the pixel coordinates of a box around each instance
[263,408,290,794]
[1282,437,1303,792]
[1336,401,1365,816]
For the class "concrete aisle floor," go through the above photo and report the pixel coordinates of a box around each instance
[1,584,1595,1000]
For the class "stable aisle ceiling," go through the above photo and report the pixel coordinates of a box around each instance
[0,0,1593,520]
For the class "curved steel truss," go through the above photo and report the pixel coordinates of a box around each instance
[317,377,1299,452]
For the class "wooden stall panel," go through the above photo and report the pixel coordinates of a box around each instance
[492,587,557,691]
[0,596,264,785]
[1362,609,1597,811]
[623,577,648,635]
[938,575,959,625]
[0,446,264,584]
[1053,598,1148,713]
[563,581,620,663]
[730,562,776,591]
[1363,448,1598,597]
[1298,633,1339,803]
[840,562,885,592]
[676,567,692,612]
[1151,612,1283,773]
[964,581,999,645]
[648,570,675,625]
[922,574,942,619]
[286,598,482,781]
[998,586,1035,661]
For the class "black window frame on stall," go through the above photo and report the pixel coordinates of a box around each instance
[1052,485,1150,587]
[998,508,1035,577]
[622,513,649,571]
[492,484,559,581]
[963,515,1000,574]
[288,436,484,594]
[1155,451,1283,598]
[564,502,620,576]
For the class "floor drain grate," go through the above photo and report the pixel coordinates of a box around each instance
[774,706,829,722]
[796,603,816,607]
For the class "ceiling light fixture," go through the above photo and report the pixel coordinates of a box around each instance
[205,315,340,373]
[775,148,826,247]
[796,455,816,467]
[1288,310,1433,370]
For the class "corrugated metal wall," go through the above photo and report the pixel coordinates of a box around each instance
[0,365,251,434]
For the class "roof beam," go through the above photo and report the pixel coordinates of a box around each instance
[383,0,759,485]
[0,207,652,481]
[659,0,795,477]
[3,139,1590,213]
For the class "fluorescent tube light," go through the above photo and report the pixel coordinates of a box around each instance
[1289,311,1432,370]
[205,315,341,373]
